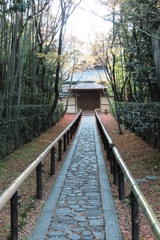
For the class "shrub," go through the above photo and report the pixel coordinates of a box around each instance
[0,103,64,159]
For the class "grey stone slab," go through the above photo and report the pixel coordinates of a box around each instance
[136,178,148,184]
[103,210,122,240]
[84,209,103,217]
[81,236,94,240]
[75,207,86,212]
[77,222,88,227]
[89,219,104,226]
[68,200,77,205]
[70,205,80,210]
[82,230,91,236]
[84,192,101,197]
[52,216,72,222]
[145,175,158,180]
[93,231,105,239]
[71,227,84,233]
[55,208,73,214]
[68,233,81,240]
[74,216,86,222]
[48,232,66,238]
[49,223,69,231]
[93,119,122,240]
[87,226,104,231]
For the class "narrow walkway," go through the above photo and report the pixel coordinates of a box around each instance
[29,116,122,240]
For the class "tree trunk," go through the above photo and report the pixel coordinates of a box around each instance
[152,38,160,93]
[46,8,65,123]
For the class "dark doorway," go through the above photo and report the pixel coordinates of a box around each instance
[78,92,100,110]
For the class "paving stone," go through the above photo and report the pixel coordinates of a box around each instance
[74,207,86,212]
[55,208,73,214]
[81,205,100,209]
[74,216,86,222]
[47,238,66,240]
[77,200,87,205]
[145,175,158,180]
[136,178,147,184]
[70,205,80,210]
[93,231,105,239]
[68,233,81,240]
[81,236,94,240]
[68,200,77,204]
[71,227,84,233]
[82,230,92,236]
[77,222,88,227]
[48,232,66,238]
[89,219,104,226]
[49,223,69,231]
[87,226,104,232]
[62,220,77,224]
[84,209,103,217]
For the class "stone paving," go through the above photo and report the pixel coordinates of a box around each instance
[29,116,122,240]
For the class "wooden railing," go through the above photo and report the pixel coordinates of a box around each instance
[95,109,160,240]
[0,110,82,240]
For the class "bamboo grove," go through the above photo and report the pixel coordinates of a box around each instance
[0,0,82,158]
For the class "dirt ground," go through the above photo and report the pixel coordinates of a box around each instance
[0,112,160,239]
[99,113,160,240]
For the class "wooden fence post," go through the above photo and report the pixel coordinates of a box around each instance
[63,133,66,152]
[10,191,20,240]
[51,147,55,175]
[36,162,42,199]
[118,165,125,200]
[58,139,62,161]
[130,191,140,240]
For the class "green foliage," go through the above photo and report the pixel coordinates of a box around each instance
[7,1,33,12]
[111,101,160,147]
[0,103,64,160]
[97,0,160,102]
[119,0,160,102]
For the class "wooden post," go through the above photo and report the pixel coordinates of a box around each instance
[58,139,62,161]
[73,124,76,134]
[63,133,66,152]
[104,137,107,150]
[36,162,42,199]
[10,191,20,240]
[113,155,118,185]
[110,149,114,174]
[107,145,111,160]
[130,191,140,240]
[67,130,70,145]
[70,128,73,139]
[118,165,125,200]
[50,147,55,175]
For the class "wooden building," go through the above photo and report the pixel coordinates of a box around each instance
[60,68,111,113]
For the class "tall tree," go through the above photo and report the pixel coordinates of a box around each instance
[46,0,82,122]
[95,0,160,102]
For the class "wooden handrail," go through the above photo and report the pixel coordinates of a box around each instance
[95,109,160,240]
[0,109,82,211]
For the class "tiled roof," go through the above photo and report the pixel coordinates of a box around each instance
[66,69,106,83]
[72,82,104,90]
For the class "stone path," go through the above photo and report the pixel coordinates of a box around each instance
[29,116,122,240]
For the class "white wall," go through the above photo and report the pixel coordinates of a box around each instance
[100,96,110,111]
[61,96,113,113]
[61,97,76,113]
